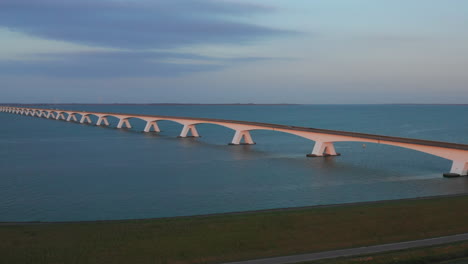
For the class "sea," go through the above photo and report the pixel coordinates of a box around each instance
[1,104,467,222]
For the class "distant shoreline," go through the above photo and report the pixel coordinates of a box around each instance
[1,103,467,106]
[1,103,299,106]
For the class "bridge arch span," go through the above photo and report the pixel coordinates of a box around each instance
[2,106,468,176]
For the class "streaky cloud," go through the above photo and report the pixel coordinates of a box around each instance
[0,0,290,49]
[0,51,275,78]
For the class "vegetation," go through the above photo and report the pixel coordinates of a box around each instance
[2,195,468,264]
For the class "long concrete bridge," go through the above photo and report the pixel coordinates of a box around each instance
[2,106,468,176]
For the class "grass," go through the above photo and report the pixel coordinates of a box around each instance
[2,195,468,264]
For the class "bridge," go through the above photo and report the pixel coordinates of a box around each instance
[1,106,467,177]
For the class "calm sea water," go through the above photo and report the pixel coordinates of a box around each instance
[1,104,468,222]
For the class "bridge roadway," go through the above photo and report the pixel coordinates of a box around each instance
[1,106,468,176]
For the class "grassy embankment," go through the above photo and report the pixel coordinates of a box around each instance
[2,195,468,264]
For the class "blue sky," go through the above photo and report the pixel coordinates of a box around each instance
[1,0,467,103]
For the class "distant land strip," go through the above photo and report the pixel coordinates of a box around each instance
[1,103,467,106]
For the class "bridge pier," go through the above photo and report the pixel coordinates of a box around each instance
[229,130,255,145]
[117,118,131,129]
[96,116,110,126]
[80,115,92,124]
[447,160,468,176]
[307,141,341,157]
[178,124,200,137]
[144,121,160,133]
[56,113,65,120]
[46,112,56,119]
[67,113,78,122]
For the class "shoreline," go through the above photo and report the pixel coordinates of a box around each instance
[2,192,467,225]
[3,193,468,264]
[1,103,468,106]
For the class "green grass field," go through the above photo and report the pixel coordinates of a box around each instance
[2,195,468,264]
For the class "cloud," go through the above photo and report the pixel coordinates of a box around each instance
[0,0,289,49]
[0,50,273,78]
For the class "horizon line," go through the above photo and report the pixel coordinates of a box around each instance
[0,103,468,106]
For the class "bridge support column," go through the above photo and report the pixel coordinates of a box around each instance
[447,160,468,176]
[229,130,255,145]
[56,113,65,120]
[96,116,110,126]
[307,141,340,157]
[46,112,56,119]
[67,114,77,122]
[80,115,92,124]
[117,118,131,129]
[178,124,199,138]
[144,121,160,132]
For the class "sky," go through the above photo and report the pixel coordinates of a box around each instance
[1,0,467,104]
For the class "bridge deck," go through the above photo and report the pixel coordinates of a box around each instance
[31,108,468,151]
